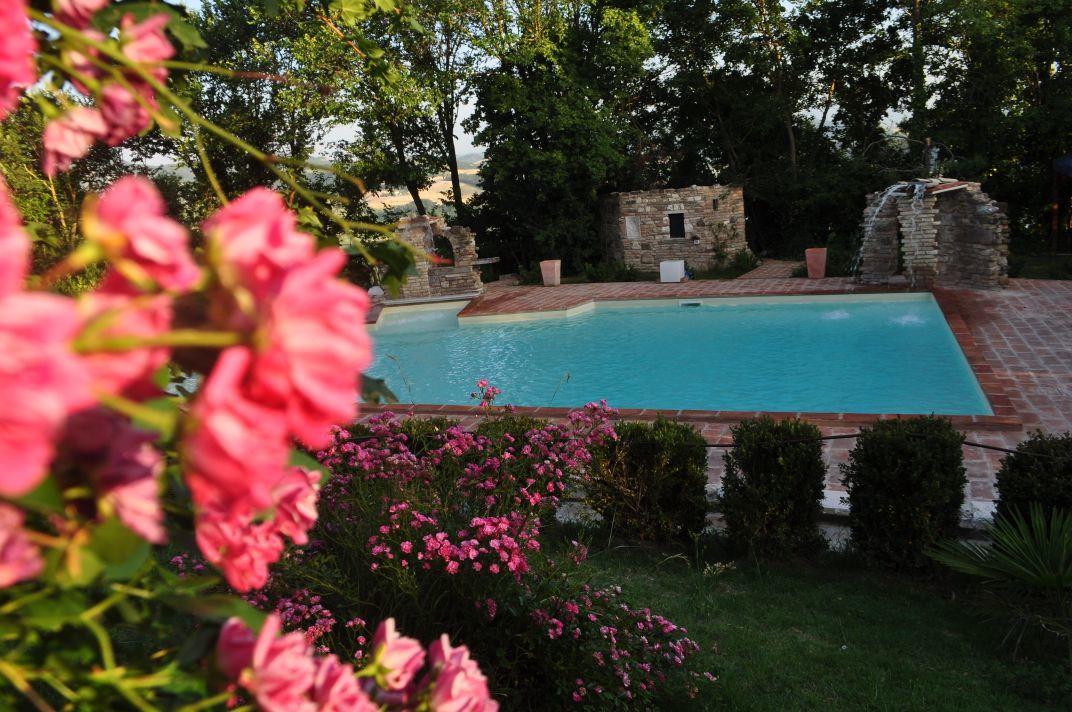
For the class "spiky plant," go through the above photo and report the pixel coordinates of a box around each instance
[929,504,1072,669]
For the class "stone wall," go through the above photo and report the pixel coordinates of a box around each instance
[857,179,1009,290]
[393,215,483,300]
[601,185,748,271]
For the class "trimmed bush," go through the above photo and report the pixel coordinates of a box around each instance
[995,431,1072,521]
[841,416,966,568]
[397,416,458,454]
[718,417,826,557]
[587,418,709,541]
[474,414,548,444]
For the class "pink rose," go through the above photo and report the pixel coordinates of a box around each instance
[0,504,42,588]
[0,178,29,296]
[42,107,107,176]
[54,0,109,29]
[59,29,106,95]
[0,293,92,496]
[217,617,257,680]
[244,614,317,712]
[99,83,155,146]
[249,249,372,448]
[372,618,425,691]
[77,289,171,398]
[120,13,174,80]
[312,654,377,712]
[0,0,36,119]
[271,467,319,546]
[89,176,200,292]
[184,347,291,513]
[97,424,165,544]
[195,505,284,592]
[62,409,166,543]
[203,188,314,301]
[427,636,497,712]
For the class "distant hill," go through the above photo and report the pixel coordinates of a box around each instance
[367,150,484,215]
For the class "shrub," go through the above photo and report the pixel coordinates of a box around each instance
[841,416,967,567]
[995,431,1072,521]
[729,248,760,274]
[270,407,711,705]
[718,417,827,557]
[587,418,709,541]
[582,260,642,283]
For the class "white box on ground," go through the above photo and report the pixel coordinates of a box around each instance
[659,260,686,283]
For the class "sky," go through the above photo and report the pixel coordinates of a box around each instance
[172,0,480,156]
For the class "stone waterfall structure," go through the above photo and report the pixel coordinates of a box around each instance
[855,178,1009,290]
[392,215,484,301]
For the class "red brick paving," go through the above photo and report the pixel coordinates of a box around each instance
[365,278,1072,519]
[737,259,803,279]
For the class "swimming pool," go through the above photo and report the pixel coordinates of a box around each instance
[367,293,992,415]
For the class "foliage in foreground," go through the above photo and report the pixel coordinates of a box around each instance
[930,504,1072,670]
[719,417,826,558]
[841,417,967,568]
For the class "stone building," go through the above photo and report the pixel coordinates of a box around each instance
[600,185,748,271]
[392,215,484,301]
[856,179,1009,290]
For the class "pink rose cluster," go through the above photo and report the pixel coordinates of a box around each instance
[34,1,176,174]
[0,170,371,592]
[217,615,497,712]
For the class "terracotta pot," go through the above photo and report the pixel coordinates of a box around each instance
[805,248,827,279]
[540,259,561,286]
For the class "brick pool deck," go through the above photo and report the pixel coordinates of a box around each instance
[366,277,1072,521]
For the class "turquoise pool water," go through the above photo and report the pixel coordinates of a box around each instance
[368,294,992,415]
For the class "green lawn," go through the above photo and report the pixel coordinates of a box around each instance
[580,547,1069,711]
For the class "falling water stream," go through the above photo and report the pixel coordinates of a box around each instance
[852,180,928,287]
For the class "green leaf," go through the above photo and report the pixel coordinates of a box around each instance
[361,375,398,405]
[21,591,87,632]
[88,518,151,582]
[168,18,208,50]
[12,477,64,514]
[331,0,374,26]
[176,625,217,665]
[91,3,205,50]
[160,594,267,629]
[288,449,329,479]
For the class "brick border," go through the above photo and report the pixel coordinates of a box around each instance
[365,286,1023,432]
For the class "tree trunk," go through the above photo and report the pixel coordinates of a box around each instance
[909,0,927,145]
[388,123,426,215]
[440,104,464,217]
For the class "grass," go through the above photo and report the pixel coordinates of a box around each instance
[578,545,1069,710]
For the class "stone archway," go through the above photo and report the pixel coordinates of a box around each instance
[856,179,1009,289]
[392,215,485,300]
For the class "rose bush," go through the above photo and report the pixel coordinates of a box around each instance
[253,391,711,707]
[0,2,496,709]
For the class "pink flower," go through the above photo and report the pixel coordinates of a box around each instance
[120,13,174,78]
[372,618,425,691]
[0,503,42,588]
[0,0,36,120]
[0,178,29,296]
[0,293,92,496]
[54,0,109,28]
[271,467,319,546]
[312,654,377,712]
[203,188,314,300]
[99,83,154,146]
[77,290,171,397]
[217,617,257,679]
[248,249,372,448]
[427,635,497,712]
[42,107,107,176]
[195,505,284,592]
[93,416,166,544]
[88,176,200,291]
[243,614,316,712]
[184,347,290,513]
